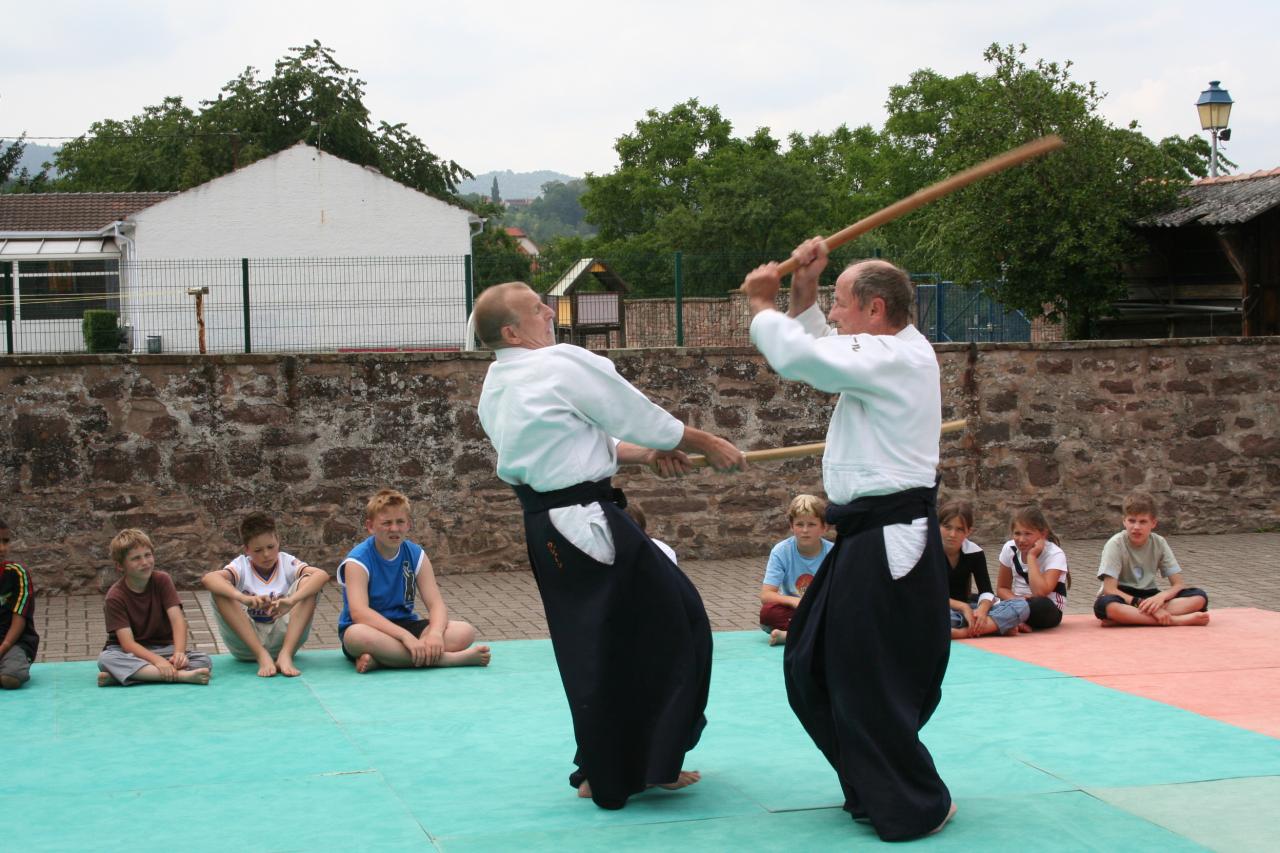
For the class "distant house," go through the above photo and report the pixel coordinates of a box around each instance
[1109,168,1280,338]
[504,227,540,269]
[0,144,481,354]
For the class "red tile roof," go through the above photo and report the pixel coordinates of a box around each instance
[0,192,177,233]
[1193,167,1280,186]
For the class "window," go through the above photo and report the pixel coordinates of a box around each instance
[18,258,120,320]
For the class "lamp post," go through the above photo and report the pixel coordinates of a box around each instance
[1195,81,1233,178]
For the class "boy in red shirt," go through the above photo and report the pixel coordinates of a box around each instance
[97,529,212,686]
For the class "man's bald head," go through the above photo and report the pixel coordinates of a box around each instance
[473,282,531,350]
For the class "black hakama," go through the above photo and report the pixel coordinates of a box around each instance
[513,479,712,810]
[783,484,952,841]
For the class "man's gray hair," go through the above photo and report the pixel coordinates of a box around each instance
[846,260,914,327]
[472,282,526,349]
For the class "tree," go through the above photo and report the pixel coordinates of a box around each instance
[51,41,469,199]
[490,176,501,204]
[1,134,52,193]
[505,179,596,243]
[881,44,1210,337]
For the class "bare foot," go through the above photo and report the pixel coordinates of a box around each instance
[652,770,701,790]
[578,779,592,799]
[355,653,379,674]
[1017,623,1033,633]
[1174,611,1211,626]
[441,645,491,667]
[1099,619,1118,627]
[177,668,211,685]
[256,654,278,678]
[768,629,786,646]
[97,672,119,687]
[929,802,958,836]
[275,654,301,677]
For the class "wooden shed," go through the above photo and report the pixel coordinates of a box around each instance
[1107,168,1280,338]
[543,258,629,347]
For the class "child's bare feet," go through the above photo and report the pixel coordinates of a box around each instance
[656,769,701,790]
[1174,611,1211,626]
[1099,618,1118,627]
[275,654,301,677]
[768,629,786,646]
[1017,623,1033,633]
[97,672,119,687]
[577,779,592,798]
[256,653,278,678]
[177,668,211,685]
[355,653,379,674]
[929,802,958,835]
[442,645,491,667]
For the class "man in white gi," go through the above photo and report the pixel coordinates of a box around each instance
[742,238,954,841]
[473,281,745,810]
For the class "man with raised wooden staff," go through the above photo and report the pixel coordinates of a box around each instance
[742,238,955,841]
[472,281,746,811]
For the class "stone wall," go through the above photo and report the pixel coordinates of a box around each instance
[2,336,1278,591]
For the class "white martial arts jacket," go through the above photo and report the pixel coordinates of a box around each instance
[478,344,685,564]
[750,305,942,576]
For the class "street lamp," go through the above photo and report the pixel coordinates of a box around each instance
[1195,81,1233,178]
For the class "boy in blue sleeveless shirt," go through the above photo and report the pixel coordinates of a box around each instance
[338,489,491,672]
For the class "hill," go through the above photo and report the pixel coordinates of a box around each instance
[458,169,578,200]
[1,141,60,177]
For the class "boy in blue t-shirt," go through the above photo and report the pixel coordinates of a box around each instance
[760,494,833,645]
[338,489,491,673]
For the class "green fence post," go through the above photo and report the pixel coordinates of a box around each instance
[241,258,252,353]
[2,262,13,355]
[464,254,474,317]
[674,251,684,347]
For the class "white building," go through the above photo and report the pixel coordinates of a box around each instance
[0,144,480,354]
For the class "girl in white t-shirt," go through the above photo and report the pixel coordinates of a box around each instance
[996,505,1069,632]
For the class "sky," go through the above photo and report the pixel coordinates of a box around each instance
[3,0,1277,179]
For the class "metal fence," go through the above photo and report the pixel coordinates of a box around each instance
[0,253,1034,355]
[914,277,1032,343]
[2,255,471,355]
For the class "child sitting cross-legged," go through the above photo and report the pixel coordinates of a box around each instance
[760,494,833,646]
[1094,491,1209,627]
[97,529,212,686]
[939,500,1030,637]
[338,489,491,673]
[202,512,330,677]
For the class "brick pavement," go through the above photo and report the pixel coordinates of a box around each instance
[32,532,1280,663]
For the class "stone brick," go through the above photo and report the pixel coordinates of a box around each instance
[1241,435,1280,458]
[1026,457,1060,486]
[171,451,215,485]
[1187,419,1222,438]
[977,422,1011,443]
[985,390,1017,413]
[321,447,373,479]
[1213,375,1260,395]
[1164,380,1206,394]
[1168,440,1233,464]
[1100,379,1134,394]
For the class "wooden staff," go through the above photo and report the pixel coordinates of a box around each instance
[774,135,1064,277]
[680,418,968,469]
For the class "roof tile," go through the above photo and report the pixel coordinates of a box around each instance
[0,192,178,233]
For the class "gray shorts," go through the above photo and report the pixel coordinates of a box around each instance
[97,644,214,685]
[1,645,32,686]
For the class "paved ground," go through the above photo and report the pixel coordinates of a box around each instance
[34,531,1280,663]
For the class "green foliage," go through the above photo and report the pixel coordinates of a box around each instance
[881,44,1210,336]
[472,225,532,291]
[82,309,121,353]
[1,134,52,193]
[506,180,596,243]
[490,176,500,203]
[51,41,469,200]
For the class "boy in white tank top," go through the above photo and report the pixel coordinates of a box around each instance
[201,512,330,677]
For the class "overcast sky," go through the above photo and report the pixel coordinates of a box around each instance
[3,1,1277,178]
